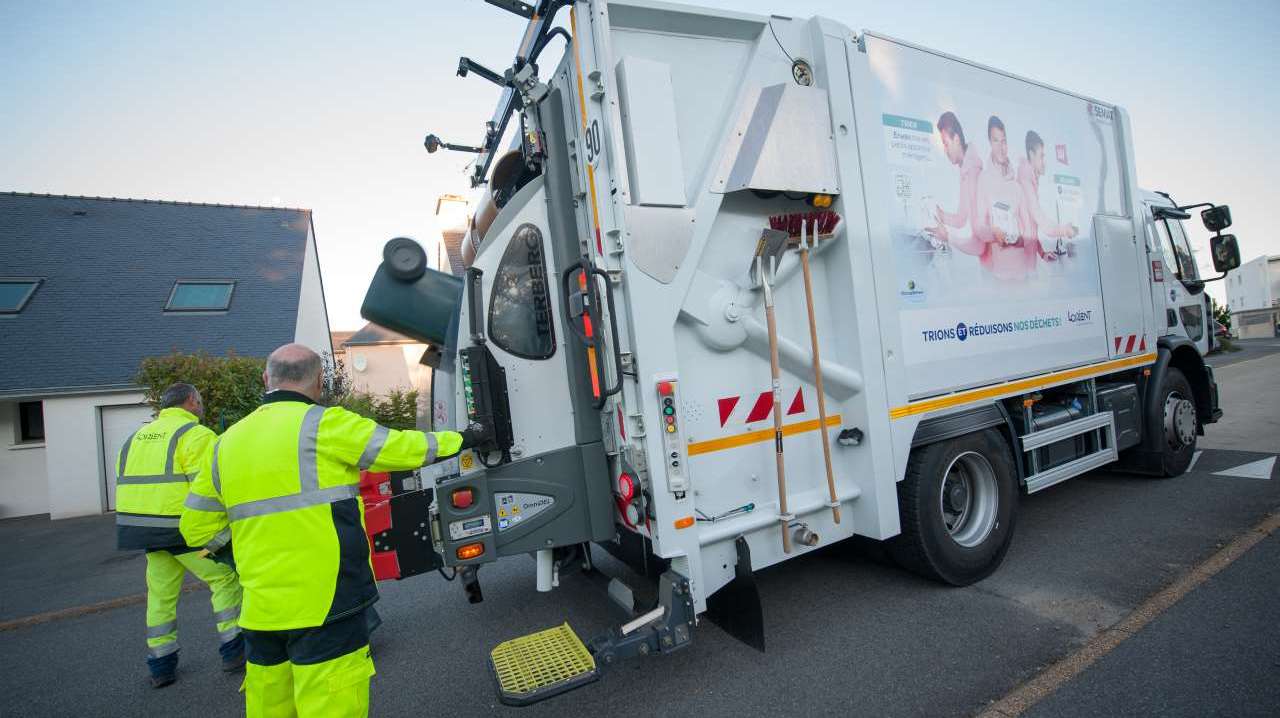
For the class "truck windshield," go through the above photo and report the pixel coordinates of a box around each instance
[1155,217,1200,282]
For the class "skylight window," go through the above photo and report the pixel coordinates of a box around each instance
[0,279,41,313]
[166,281,235,311]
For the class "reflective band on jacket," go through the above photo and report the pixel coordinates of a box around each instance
[298,405,325,492]
[226,406,356,523]
[118,474,189,485]
[426,432,439,464]
[205,527,231,553]
[147,621,178,638]
[227,484,360,522]
[185,492,225,512]
[117,513,181,528]
[219,627,242,642]
[210,441,223,494]
[357,424,389,470]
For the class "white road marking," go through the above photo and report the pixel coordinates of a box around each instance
[1186,450,1203,473]
[1212,456,1276,480]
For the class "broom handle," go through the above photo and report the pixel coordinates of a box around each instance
[763,287,792,554]
[766,302,793,554]
[800,246,841,524]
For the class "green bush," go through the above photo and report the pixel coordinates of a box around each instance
[137,351,419,432]
[136,351,266,432]
[338,388,419,430]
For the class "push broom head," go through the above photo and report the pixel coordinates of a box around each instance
[768,210,840,241]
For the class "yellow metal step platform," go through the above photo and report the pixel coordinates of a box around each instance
[489,622,599,706]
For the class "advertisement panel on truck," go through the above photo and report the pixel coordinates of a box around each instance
[866,36,1126,397]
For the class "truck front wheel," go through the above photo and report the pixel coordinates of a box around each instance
[888,429,1018,586]
[1156,367,1197,477]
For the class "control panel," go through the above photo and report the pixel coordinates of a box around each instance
[459,345,514,452]
[656,379,688,497]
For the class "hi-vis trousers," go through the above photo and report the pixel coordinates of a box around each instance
[145,549,242,658]
[242,608,376,718]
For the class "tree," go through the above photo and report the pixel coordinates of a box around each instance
[136,351,266,432]
[1211,296,1231,332]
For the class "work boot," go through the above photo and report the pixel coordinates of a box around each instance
[219,634,246,673]
[147,651,179,688]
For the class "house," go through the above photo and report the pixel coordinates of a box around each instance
[1226,254,1280,339]
[436,194,469,276]
[0,192,331,519]
[336,323,431,422]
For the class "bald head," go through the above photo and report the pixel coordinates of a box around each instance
[265,343,323,400]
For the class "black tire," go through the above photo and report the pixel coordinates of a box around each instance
[1155,367,1197,477]
[887,429,1018,586]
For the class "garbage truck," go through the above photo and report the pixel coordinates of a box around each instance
[359,0,1243,705]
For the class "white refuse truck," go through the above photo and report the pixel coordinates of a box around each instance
[359,0,1243,704]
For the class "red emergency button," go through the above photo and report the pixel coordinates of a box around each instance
[451,488,474,509]
[657,381,674,397]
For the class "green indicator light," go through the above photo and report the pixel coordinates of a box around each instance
[663,407,674,416]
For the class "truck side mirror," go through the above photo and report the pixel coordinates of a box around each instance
[1210,233,1241,273]
[1201,205,1232,232]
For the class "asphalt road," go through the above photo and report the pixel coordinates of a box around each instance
[2,343,1278,717]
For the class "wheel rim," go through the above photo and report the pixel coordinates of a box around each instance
[939,451,999,548]
[1163,392,1197,449]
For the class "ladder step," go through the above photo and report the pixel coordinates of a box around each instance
[489,622,599,706]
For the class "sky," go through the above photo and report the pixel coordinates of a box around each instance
[3,0,1278,329]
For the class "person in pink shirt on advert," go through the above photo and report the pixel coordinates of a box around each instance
[926,111,986,256]
[1017,130,1079,265]
[973,115,1034,281]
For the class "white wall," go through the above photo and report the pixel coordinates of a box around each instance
[294,221,334,358]
[0,400,50,518]
[345,344,432,421]
[43,391,148,519]
[1227,255,1277,314]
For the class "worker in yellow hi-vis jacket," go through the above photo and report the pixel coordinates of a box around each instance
[116,382,244,688]
[181,343,489,717]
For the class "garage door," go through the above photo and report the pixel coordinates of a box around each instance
[100,404,154,510]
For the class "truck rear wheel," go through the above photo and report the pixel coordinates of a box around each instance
[888,429,1017,586]
[1156,367,1197,477]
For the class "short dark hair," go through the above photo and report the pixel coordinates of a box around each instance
[937,111,966,150]
[1025,130,1044,159]
[988,115,1005,138]
[160,382,198,410]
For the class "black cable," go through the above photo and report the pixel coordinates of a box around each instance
[768,19,796,64]
[437,566,457,581]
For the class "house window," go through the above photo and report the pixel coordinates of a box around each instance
[18,401,44,443]
[166,281,235,311]
[0,279,41,313]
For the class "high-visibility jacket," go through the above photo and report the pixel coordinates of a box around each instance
[116,407,216,550]
[180,391,463,632]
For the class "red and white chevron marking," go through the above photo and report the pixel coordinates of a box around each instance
[1113,333,1147,354]
[716,388,806,427]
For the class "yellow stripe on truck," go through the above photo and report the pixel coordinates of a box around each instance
[888,352,1157,420]
[688,415,843,457]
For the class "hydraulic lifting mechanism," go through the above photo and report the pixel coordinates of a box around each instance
[357,0,1235,706]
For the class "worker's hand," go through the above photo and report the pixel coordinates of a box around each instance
[459,422,494,451]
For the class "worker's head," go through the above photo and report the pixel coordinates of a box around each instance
[264,343,324,401]
[988,115,1008,166]
[937,111,966,165]
[1025,130,1045,176]
[160,382,204,419]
